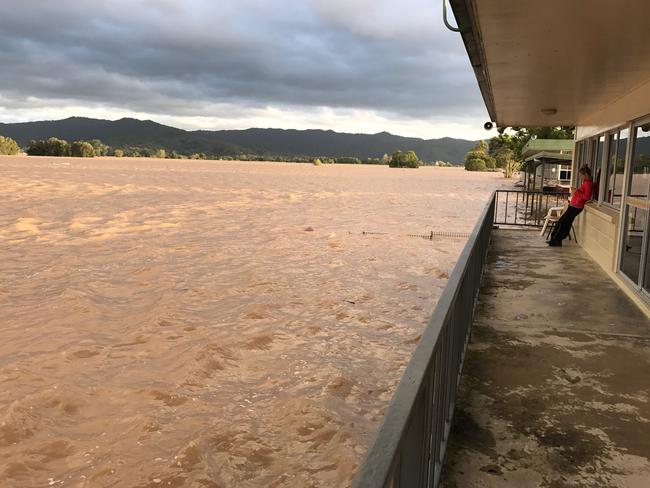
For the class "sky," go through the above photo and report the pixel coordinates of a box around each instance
[0,0,494,140]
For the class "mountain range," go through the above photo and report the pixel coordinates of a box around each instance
[0,117,476,163]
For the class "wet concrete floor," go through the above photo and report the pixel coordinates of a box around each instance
[440,229,650,488]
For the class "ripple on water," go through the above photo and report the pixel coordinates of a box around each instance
[0,157,504,486]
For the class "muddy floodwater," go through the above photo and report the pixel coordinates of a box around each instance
[0,156,503,487]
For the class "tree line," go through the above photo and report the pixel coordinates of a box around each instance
[0,134,458,167]
[464,127,574,177]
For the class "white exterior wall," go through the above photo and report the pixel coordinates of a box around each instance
[573,113,650,315]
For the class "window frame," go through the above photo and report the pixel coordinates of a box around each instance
[626,120,650,201]
[600,127,629,209]
[619,116,650,293]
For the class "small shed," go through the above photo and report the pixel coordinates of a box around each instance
[520,140,573,193]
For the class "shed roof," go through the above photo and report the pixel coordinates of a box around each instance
[524,151,573,164]
[521,139,574,159]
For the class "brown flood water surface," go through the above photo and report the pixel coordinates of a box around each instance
[0,156,503,487]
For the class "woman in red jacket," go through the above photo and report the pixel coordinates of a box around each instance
[548,166,593,247]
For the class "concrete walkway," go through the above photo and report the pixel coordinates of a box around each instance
[440,229,650,488]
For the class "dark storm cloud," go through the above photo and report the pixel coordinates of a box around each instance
[0,0,483,120]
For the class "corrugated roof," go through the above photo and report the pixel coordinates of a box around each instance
[524,151,573,163]
[521,139,574,159]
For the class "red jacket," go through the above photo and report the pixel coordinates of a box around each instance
[570,179,593,209]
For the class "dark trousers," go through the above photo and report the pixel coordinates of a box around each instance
[550,205,582,242]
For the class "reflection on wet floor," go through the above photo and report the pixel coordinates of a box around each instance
[0,156,503,487]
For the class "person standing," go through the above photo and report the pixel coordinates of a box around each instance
[548,166,593,247]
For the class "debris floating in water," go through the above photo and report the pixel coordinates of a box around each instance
[359,230,470,240]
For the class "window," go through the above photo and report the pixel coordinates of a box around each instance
[574,140,586,186]
[575,137,603,199]
[603,129,628,207]
[603,133,617,205]
[620,206,647,284]
[619,122,650,292]
[559,167,571,181]
[593,136,605,200]
[628,123,650,200]
[583,136,602,168]
[615,129,629,206]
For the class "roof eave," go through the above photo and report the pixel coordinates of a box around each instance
[449,0,498,125]
[524,152,574,163]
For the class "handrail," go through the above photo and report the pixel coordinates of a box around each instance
[494,190,568,227]
[352,192,496,487]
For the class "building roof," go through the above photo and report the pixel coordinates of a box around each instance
[448,0,650,128]
[524,151,573,164]
[520,139,574,159]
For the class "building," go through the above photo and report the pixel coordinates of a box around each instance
[352,2,650,487]
[451,0,650,309]
[520,139,573,192]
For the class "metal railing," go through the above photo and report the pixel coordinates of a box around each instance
[352,193,496,488]
[494,190,568,227]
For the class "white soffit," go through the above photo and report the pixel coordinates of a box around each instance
[475,0,650,127]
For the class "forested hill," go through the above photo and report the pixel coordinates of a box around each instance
[0,117,476,163]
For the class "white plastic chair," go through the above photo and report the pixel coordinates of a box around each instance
[540,205,564,236]
[541,203,579,243]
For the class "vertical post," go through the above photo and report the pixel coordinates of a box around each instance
[514,192,519,225]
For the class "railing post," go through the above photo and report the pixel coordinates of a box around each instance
[493,190,566,228]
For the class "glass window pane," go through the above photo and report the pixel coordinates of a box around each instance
[613,129,628,207]
[604,133,617,205]
[586,138,596,173]
[628,124,650,199]
[593,136,604,200]
[621,205,647,285]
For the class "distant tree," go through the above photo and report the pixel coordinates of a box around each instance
[113,149,124,158]
[406,150,421,168]
[90,139,110,157]
[463,149,494,171]
[389,150,420,168]
[50,138,71,156]
[465,157,487,171]
[488,127,574,165]
[0,135,21,155]
[312,158,322,166]
[518,126,574,141]
[26,137,71,157]
[487,134,517,164]
[474,140,489,154]
[190,153,207,160]
[154,149,166,159]
[496,148,520,178]
[389,150,405,167]
[70,141,96,158]
[168,151,182,159]
[335,156,362,164]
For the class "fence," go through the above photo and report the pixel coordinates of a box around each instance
[494,190,568,227]
[351,193,496,488]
